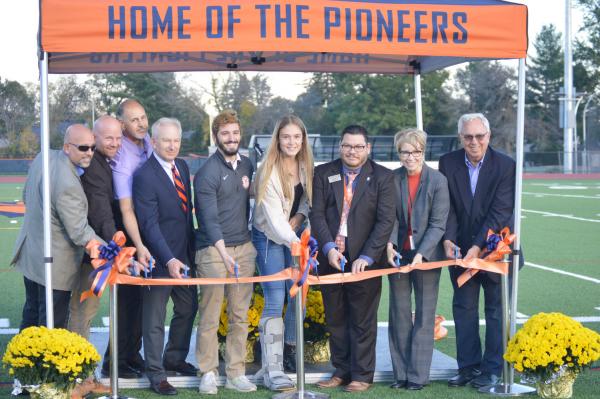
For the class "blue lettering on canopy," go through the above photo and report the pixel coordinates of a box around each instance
[376,10,393,42]
[432,11,448,43]
[152,7,172,39]
[275,4,292,38]
[228,5,240,38]
[414,10,427,43]
[356,9,372,41]
[296,5,309,39]
[344,8,351,41]
[108,6,126,39]
[453,12,467,43]
[397,10,410,43]
[324,7,340,39]
[206,6,223,38]
[131,6,147,39]
[255,5,270,38]
[178,6,191,39]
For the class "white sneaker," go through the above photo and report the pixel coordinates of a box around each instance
[225,375,257,392]
[198,371,218,395]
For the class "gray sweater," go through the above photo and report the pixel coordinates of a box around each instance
[194,150,254,250]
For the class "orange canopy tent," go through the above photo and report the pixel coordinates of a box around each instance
[36,0,529,393]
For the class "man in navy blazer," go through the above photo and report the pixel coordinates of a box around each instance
[133,117,198,395]
[438,113,516,390]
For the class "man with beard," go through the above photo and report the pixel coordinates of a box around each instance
[101,99,157,379]
[195,110,257,394]
[310,125,395,392]
[13,124,104,329]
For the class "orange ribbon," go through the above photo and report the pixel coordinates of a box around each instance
[288,229,318,305]
[456,227,515,287]
[112,257,506,288]
[80,231,136,301]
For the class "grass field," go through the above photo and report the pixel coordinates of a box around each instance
[0,178,599,397]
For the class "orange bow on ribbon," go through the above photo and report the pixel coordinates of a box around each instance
[289,229,318,306]
[457,227,515,287]
[80,231,136,301]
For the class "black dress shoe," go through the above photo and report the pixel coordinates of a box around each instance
[100,365,143,379]
[389,380,407,389]
[164,361,198,376]
[151,380,177,396]
[470,373,500,388]
[283,343,297,373]
[406,381,424,390]
[448,368,481,387]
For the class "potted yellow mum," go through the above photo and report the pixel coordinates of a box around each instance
[504,312,600,398]
[2,326,100,399]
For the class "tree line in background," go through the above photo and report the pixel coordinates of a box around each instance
[1,1,599,158]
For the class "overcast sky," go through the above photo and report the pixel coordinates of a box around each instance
[0,1,585,102]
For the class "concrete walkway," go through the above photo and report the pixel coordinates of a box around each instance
[90,326,457,388]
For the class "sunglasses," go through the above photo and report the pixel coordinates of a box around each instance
[68,143,96,152]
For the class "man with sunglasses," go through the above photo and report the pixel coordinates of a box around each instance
[310,125,395,392]
[439,113,516,390]
[68,116,123,339]
[13,124,105,329]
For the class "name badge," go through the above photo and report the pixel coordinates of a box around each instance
[328,174,342,183]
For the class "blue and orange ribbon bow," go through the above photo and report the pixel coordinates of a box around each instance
[80,231,136,301]
[457,227,515,287]
[289,229,319,306]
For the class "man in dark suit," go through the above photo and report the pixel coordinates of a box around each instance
[68,115,122,339]
[438,113,516,389]
[309,125,395,393]
[133,117,198,396]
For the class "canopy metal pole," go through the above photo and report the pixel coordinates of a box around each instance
[99,284,134,399]
[481,58,535,396]
[414,73,423,130]
[274,245,328,399]
[40,51,54,329]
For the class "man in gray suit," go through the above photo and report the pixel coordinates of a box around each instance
[12,124,104,329]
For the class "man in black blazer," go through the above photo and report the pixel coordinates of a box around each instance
[68,115,122,339]
[133,118,198,396]
[310,125,395,393]
[438,113,516,389]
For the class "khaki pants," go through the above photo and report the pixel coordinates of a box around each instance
[67,262,100,339]
[195,241,256,378]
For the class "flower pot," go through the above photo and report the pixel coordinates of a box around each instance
[536,370,577,399]
[304,340,330,363]
[29,383,70,399]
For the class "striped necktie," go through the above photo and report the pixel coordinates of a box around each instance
[171,164,188,212]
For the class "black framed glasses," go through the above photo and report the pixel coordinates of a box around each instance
[340,144,367,152]
[69,143,96,152]
[399,150,423,158]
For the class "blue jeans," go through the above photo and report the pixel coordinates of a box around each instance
[252,226,297,345]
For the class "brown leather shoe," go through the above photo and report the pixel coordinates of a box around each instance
[316,376,346,388]
[343,381,371,392]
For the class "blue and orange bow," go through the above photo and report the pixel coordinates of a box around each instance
[289,229,319,306]
[457,227,515,287]
[80,231,136,301]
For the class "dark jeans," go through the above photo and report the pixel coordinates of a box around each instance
[20,276,71,330]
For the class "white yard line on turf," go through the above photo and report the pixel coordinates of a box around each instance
[377,316,600,328]
[525,261,600,284]
[521,209,600,223]
[0,318,9,328]
[523,191,600,199]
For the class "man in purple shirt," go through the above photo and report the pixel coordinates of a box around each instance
[101,99,154,379]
